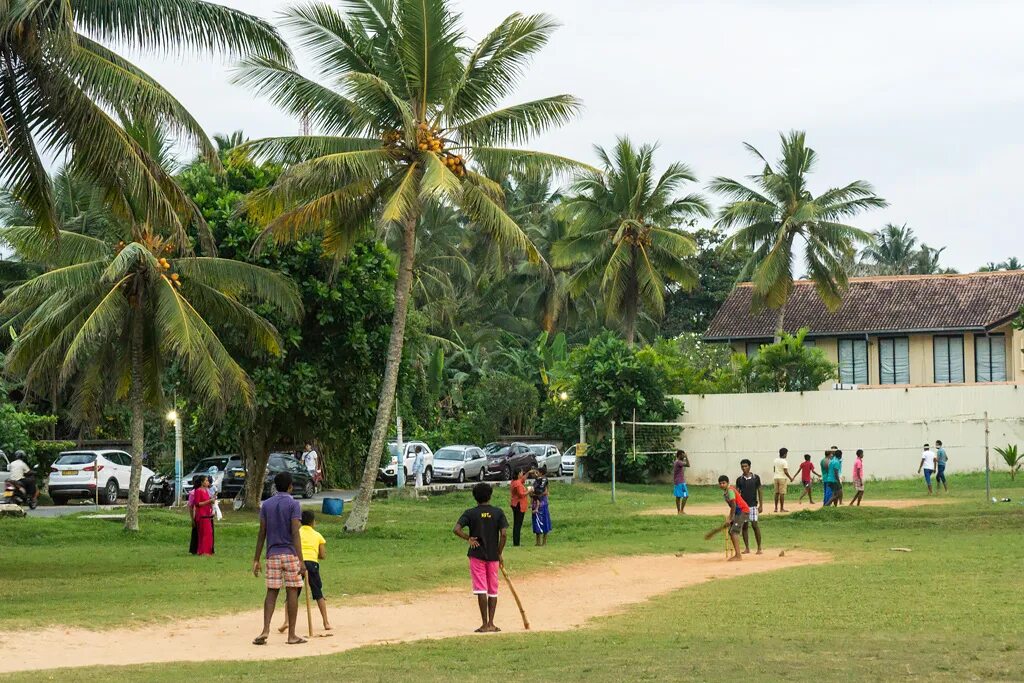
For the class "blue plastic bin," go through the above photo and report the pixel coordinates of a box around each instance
[322,498,344,516]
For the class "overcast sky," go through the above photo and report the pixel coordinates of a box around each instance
[131,0,1024,272]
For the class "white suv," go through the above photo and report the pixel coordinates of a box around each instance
[529,444,562,475]
[48,450,155,506]
[378,441,434,486]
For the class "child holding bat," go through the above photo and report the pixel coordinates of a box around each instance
[718,475,749,562]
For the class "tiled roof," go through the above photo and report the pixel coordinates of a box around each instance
[705,271,1024,340]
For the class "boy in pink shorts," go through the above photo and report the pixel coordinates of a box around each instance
[454,482,508,632]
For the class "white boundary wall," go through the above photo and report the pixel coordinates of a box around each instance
[671,384,1024,483]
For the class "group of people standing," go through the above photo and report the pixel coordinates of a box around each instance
[188,469,221,556]
[508,469,553,547]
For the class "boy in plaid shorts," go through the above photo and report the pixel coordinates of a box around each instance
[252,472,307,645]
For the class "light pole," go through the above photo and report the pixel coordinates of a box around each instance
[166,410,183,507]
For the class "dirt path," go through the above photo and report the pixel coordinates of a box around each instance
[639,497,955,518]
[5,551,828,673]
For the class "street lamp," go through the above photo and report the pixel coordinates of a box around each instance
[558,391,569,401]
[166,409,183,507]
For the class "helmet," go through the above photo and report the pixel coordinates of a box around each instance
[14,450,26,459]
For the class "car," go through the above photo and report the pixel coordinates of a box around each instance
[483,442,536,481]
[182,455,240,498]
[48,450,156,505]
[528,444,562,475]
[377,441,434,485]
[432,445,488,483]
[220,453,315,500]
[0,451,11,486]
[560,444,578,477]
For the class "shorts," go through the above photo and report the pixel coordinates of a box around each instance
[266,553,303,590]
[746,507,759,523]
[729,512,748,535]
[801,479,812,489]
[674,483,689,498]
[854,478,864,492]
[774,478,788,494]
[923,469,933,486]
[304,561,324,600]
[469,557,499,598]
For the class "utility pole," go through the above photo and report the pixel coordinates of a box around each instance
[610,420,617,503]
[984,411,991,502]
[395,413,405,489]
[576,414,585,482]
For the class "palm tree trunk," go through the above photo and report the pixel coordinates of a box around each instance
[240,426,271,510]
[345,214,418,533]
[773,303,787,343]
[124,310,145,532]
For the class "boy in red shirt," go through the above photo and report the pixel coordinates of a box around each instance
[849,449,866,506]
[797,454,820,504]
[718,475,749,562]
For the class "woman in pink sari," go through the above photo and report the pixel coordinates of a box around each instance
[191,475,215,555]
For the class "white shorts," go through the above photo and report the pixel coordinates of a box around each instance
[747,507,759,522]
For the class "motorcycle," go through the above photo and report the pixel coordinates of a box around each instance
[144,472,175,506]
[3,474,38,510]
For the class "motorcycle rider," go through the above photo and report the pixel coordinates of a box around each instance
[7,450,38,505]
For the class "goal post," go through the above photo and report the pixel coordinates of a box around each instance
[619,419,684,463]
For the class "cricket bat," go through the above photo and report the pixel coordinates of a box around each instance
[703,522,729,540]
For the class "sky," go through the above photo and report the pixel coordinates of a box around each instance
[129,0,1024,272]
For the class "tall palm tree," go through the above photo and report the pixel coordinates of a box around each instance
[233,1,584,532]
[711,131,886,339]
[0,206,301,532]
[860,223,919,275]
[554,138,709,346]
[0,1,290,237]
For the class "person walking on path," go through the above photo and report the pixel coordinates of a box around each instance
[191,475,216,555]
[797,454,820,504]
[302,443,320,491]
[821,451,835,507]
[736,459,763,554]
[530,469,552,546]
[918,444,936,494]
[849,450,866,506]
[673,450,690,514]
[453,483,508,633]
[412,446,426,488]
[935,440,949,492]
[252,472,307,646]
[718,475,750,562]
[773,448,794,512]
[509,470,529,547]
[831,451,845,505]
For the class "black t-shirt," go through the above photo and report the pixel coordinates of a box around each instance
[736,473,761,509]
[457,505,509,561]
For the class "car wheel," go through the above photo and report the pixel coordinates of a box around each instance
[303,480,314,499]
[503,466,512,481]
[478,467,486,482]
[142,478,154,504]
[52,495,68,506]
[457,469,466,483]
[104,479,118,505]
[423,467,433,486]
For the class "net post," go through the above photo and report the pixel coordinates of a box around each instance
[611,420,616,504]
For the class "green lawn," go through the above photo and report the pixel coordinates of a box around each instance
[3,473,1023,682]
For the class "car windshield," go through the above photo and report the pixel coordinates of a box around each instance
[529,445,547,455]
[435,448,465,461]
[190,457,229,474]
[483,443,509,455]
[486,446,511,457]
[55,453,96,466]
[387,444,401,460]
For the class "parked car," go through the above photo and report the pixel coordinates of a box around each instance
[560,444,578,477]
[377,441,434,485]
[432,445,488,483]
[483,442,536,481]
[220,453,315,500]
[182,455,240,498]
[48,450,156,506]
[0,451,10,485]
[528,444,562,475]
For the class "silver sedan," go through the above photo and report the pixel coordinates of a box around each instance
[431,445,488,483]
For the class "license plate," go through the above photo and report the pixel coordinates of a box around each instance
[62,470,78,476]
[234,472,245,478]
[2,491,11,498]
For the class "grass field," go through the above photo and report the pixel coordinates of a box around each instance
[3,472,1023,682]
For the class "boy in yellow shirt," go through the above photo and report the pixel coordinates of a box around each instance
[279,510,331,632]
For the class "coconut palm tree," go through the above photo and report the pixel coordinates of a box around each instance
[860,223,919,275]
[711,131,886,339]
[0,0,289,237]
[233,1,584,532]
[554,138,708,346]
[0,212,301,532]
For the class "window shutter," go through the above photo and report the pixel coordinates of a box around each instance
[991,335,1007,381]
[949,337,964,383]
[934,338,950,383]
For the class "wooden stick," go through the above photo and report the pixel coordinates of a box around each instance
[704,522,729,540]
[304,584,314,638]
[500,565,530,630]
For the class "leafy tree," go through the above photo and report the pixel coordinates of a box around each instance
[661,228,749,336]
[994,444,1021,480]
[556,138,709,346]
[979,257,1022,272]
[859,223,952,275]
[637,334,737,395]
[233,1,583,532]
[0,0,289,237]
[0,220,301,531]
[711,131,886,339]
[734,329,836,392]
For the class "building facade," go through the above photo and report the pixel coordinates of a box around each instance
[705,271,1024,388]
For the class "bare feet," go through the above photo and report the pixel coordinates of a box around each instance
[727,555,742,562]
[742,549,750,554]
[252,634,268,645]
[277,623,289,634]
[756,549,763,555]
[475,626,488,633]
[780,508,788,512]
[323,623,333,631]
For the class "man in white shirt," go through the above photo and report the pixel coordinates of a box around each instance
[302,444,319,481]
[7,451,36,504]
[917,443,936,494]
[772,448,794,513]
[412,446,425,488]
[7,453,30,482]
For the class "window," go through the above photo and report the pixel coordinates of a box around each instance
[803,339,816,348]
[838,338,869,385]
[933,336,965,383]
[745,342,762,358]
[975,334,1007,382]
[878,337,910,384]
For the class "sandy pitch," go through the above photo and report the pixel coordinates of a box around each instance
[639,497,955,517]
[6,550,828,673]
